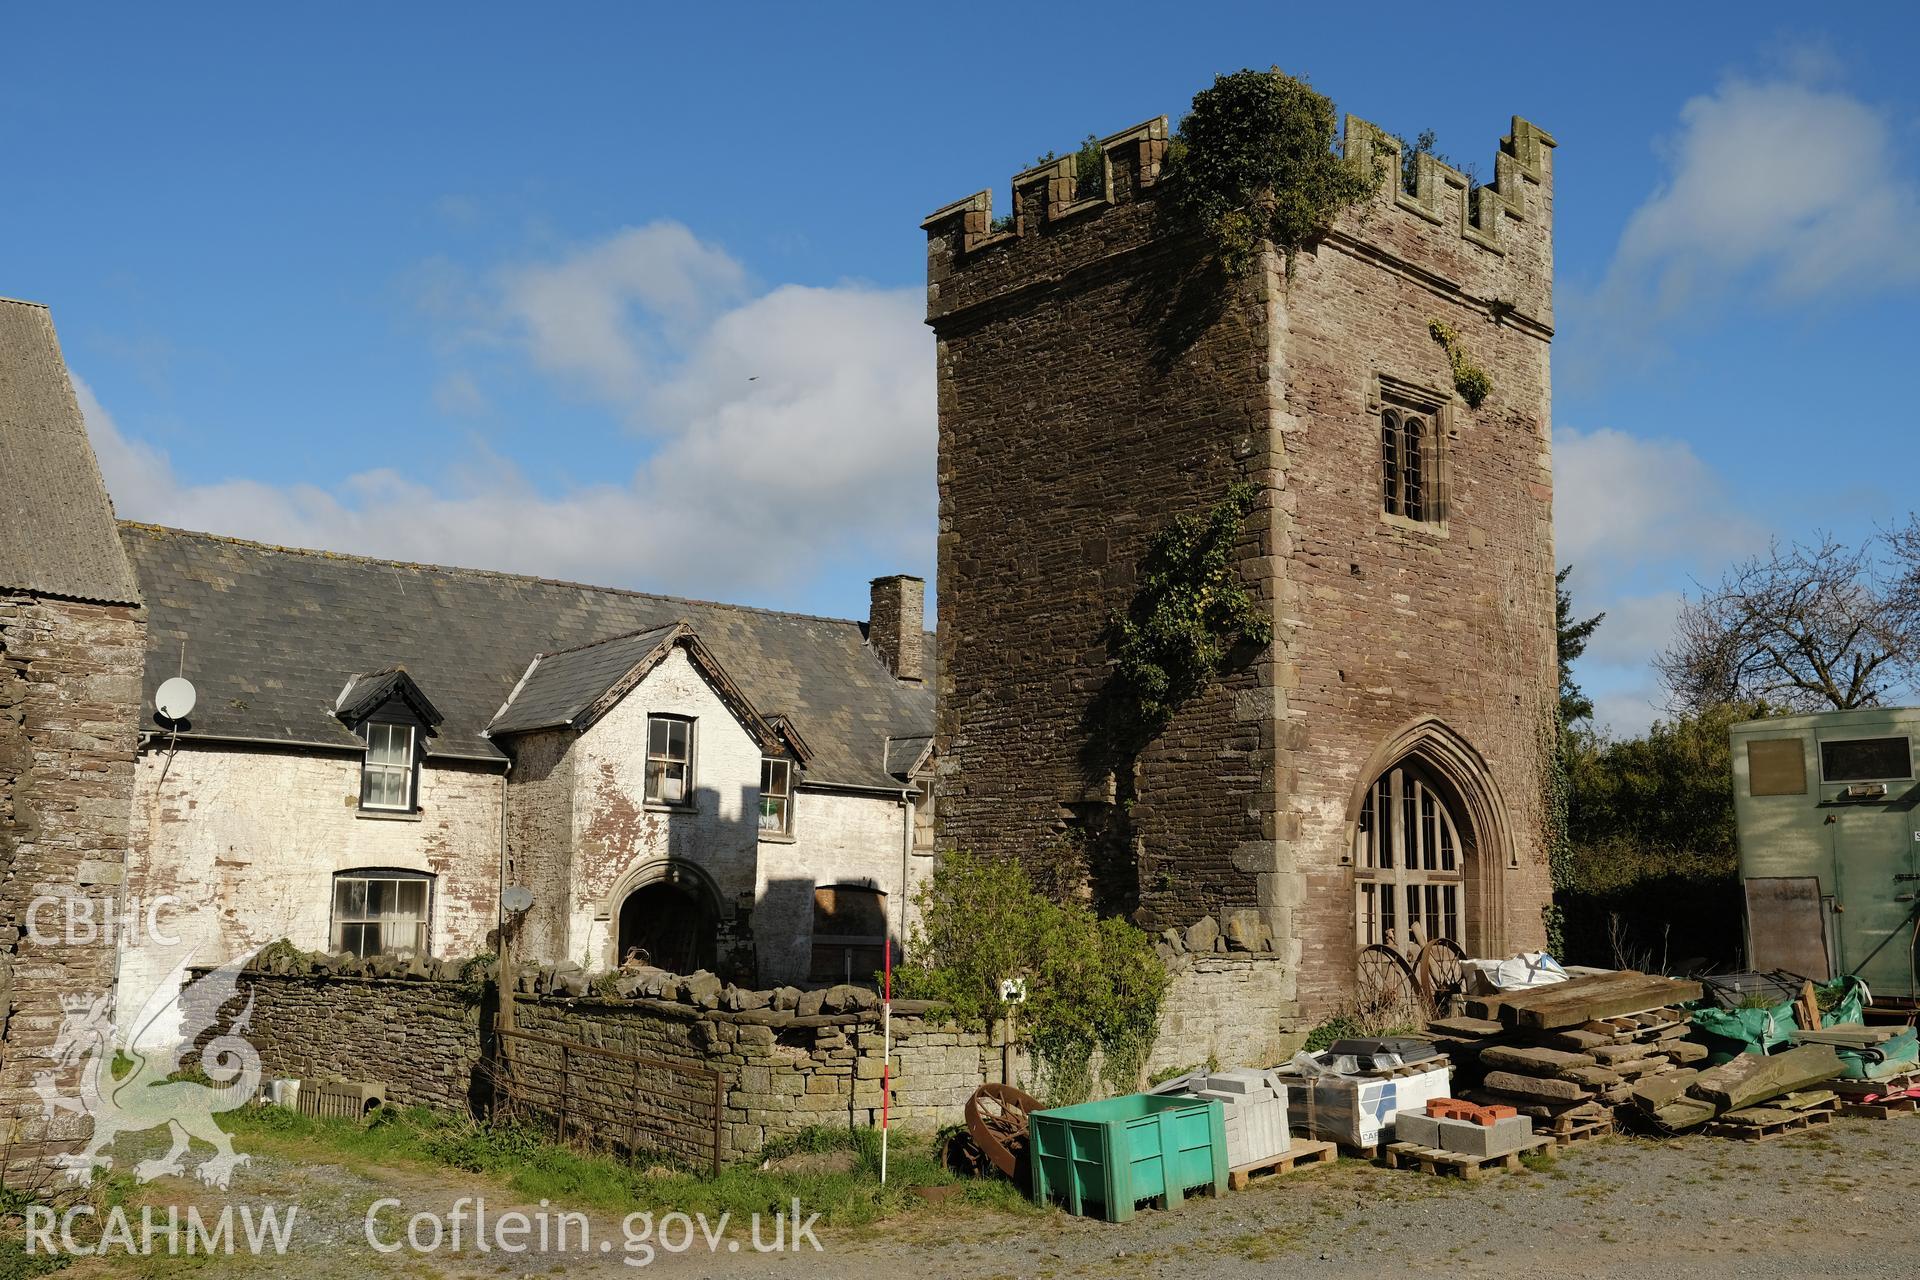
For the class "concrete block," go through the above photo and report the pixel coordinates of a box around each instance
[1395,1110,1534,1157]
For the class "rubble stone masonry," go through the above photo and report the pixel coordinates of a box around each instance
[926,110,1558,1023]
[0,593,144,1130]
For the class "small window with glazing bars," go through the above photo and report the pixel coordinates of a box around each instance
[1381,407,1434,522]
[645,715,695,806]
[360,723,415,811]
[759,758,793,834]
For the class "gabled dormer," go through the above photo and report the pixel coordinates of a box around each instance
[334,667,443,813]
[485,621,782,750]
[757,713,816,839]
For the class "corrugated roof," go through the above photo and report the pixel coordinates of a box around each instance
[486,624,682,736]
[120,523,933,790]
[0,299,142,604]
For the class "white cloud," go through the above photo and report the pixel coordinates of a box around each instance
[497,223,749,406]
[1581,590,1686,669]
[1554,427,1766,738]
[431,371,488,416]
[1554,426,1760,575]
[1590,683,1666,740]
[79,222,935,610]
[1600,75,1920,315]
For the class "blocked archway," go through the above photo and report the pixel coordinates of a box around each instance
[1344,717,1516,957]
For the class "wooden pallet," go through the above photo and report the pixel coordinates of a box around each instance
[1317,1139,1378,1162]
[1703,1104,1835,1142]
[1835,1073,1919,1098]
[1838,1092,1920,1119]
[1226,1139,1337,1190]
[1382,1135,1553,1179]
[1549,1118,1613,1147]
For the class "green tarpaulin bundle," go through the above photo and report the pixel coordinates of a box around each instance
[1689,976,1869,1063]
[1837,1027,1920,1080]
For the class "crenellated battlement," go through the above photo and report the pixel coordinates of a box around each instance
[921,116,1169,250]
[923,105,1555,320]
[1342,115,1556,256]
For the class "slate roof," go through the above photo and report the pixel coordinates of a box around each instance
[485,623,682,736]
[884,734,933,779]
[0,299,142,604]
[120,523,935,791]
[336,667,444,729]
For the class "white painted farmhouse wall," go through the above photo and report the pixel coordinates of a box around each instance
[120,743,502,1043]
[563,645,764,970]
[754,788,917,986]
[121,642,929,1040]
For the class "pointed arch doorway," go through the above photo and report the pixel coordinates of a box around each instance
[1354,760,1467,947]
[1347,717,1516,959]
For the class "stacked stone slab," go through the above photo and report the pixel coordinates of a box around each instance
[1424,970,1707,1128]
[1631,1043,1844,1132]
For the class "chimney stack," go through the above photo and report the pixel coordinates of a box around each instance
[868,575,925,683]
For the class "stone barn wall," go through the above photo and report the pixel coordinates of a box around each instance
[0,593,145,1127]
[123,744,503,1044]
[204,950,1314,1164]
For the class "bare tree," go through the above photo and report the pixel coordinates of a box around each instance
[1880,514,1920,626]
[1657,534,1916,713]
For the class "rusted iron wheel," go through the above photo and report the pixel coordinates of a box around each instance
[936,1126,988,1177]
[1355,943,1423,1033]
[1415,936,1469,1017]
[964,1083,1042,1185]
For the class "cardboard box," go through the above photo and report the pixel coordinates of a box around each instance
[1277,1061,1453,1148]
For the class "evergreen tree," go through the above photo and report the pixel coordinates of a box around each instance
[1556,566,1604,725]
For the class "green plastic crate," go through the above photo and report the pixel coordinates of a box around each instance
[1028,1093,1227,1222]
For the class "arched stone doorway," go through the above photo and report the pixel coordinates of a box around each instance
[614,862,719,974]
[1345,717,1516,957]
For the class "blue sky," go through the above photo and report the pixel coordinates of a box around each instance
[6,3,1920,734]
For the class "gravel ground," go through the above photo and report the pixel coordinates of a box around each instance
[41,1115,1920,1279]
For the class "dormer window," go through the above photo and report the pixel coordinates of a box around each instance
[337,668,441,815]
[361,723,416,811]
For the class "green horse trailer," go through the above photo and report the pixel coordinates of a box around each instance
[1731,708,1920,1001]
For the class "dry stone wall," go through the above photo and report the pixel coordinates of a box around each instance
[202,962,1002,1164]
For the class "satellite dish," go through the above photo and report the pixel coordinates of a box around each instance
[155,676,197,723]
[501,886,534,915]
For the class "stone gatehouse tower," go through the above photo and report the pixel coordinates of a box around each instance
[924,107,1558,1023]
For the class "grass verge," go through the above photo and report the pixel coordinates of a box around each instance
[222,1105,1036,1227]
